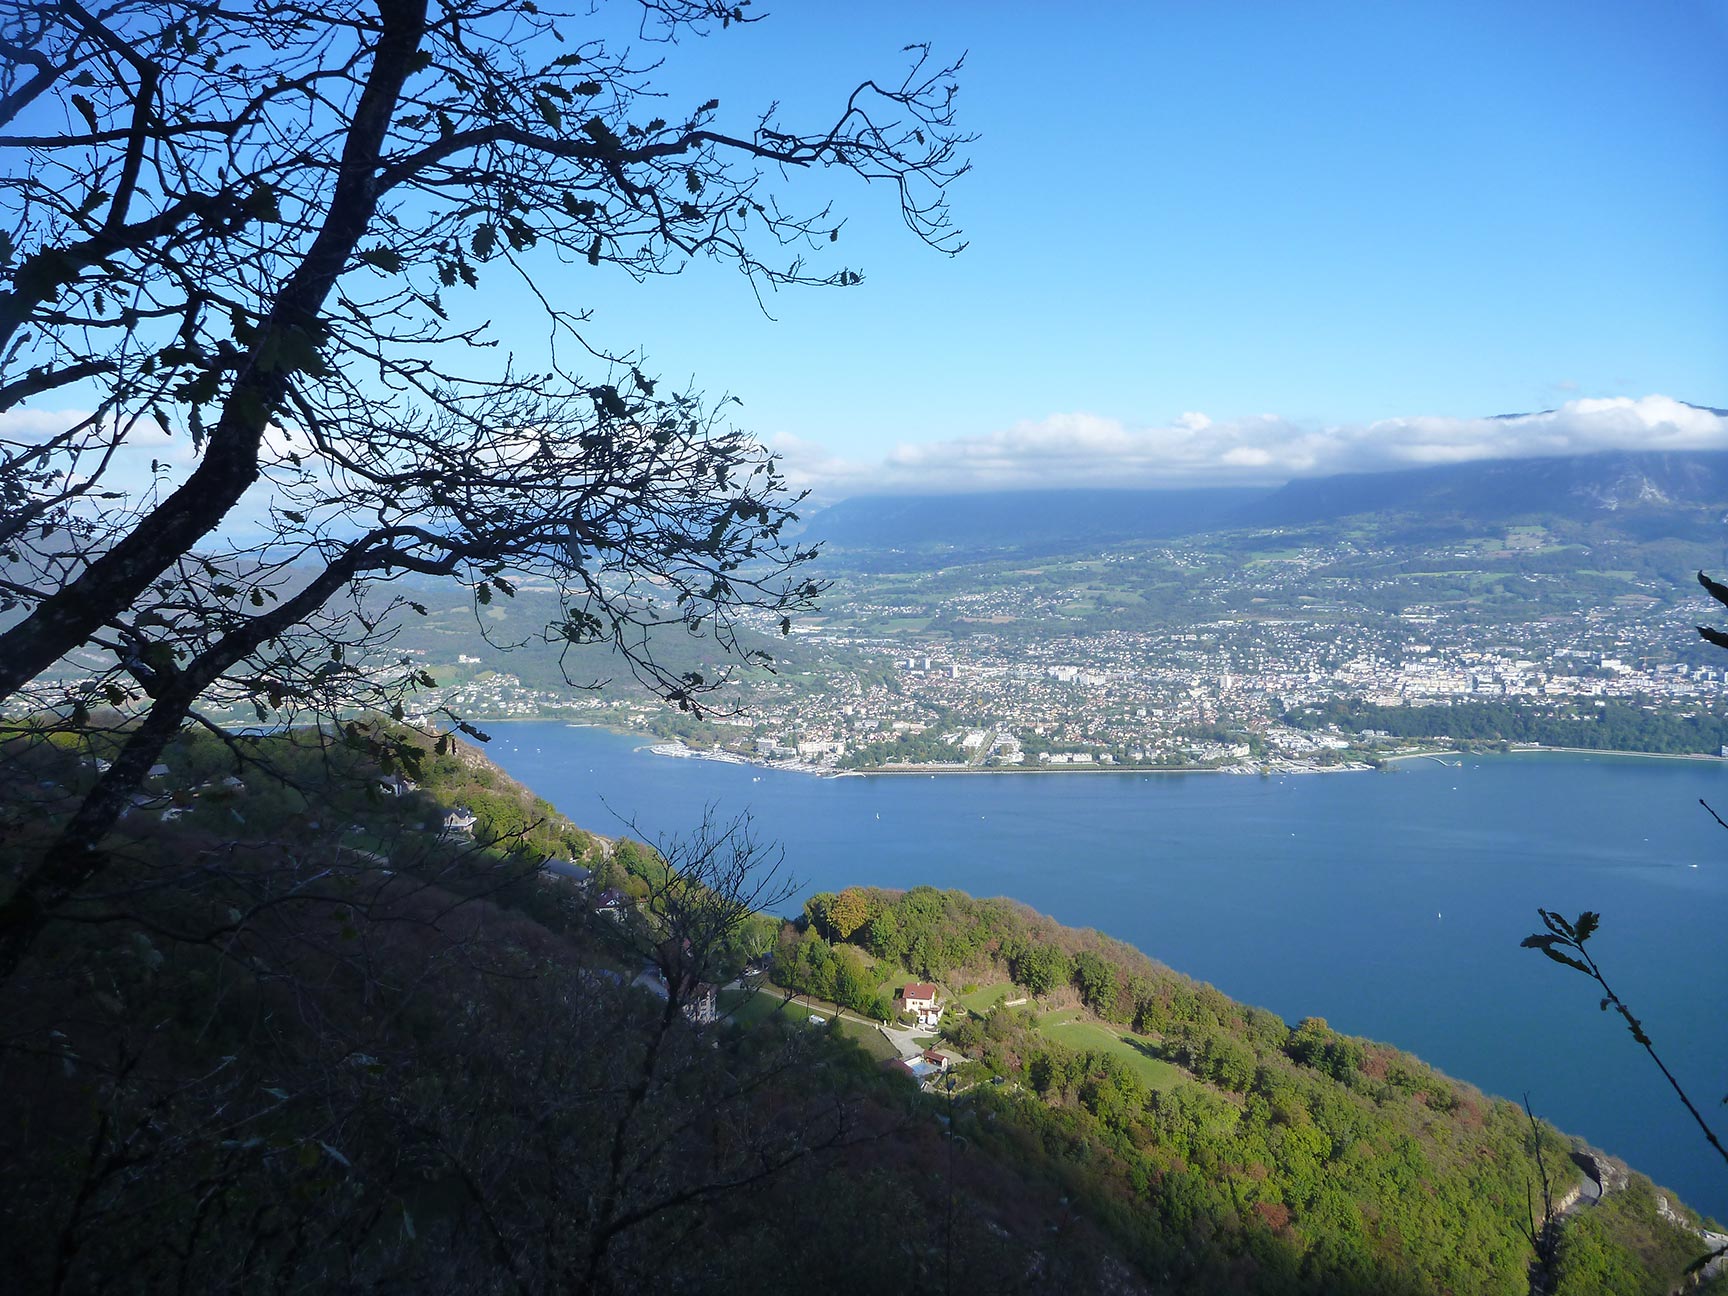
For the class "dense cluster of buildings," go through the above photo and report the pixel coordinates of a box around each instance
[25,535,1719,776]
[457,580,1722,772]
[643,528,1728,768]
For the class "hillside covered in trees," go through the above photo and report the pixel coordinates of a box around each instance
[1,720,1720,1294]
[780,884,1725,1295]
[1286,698,1728,757]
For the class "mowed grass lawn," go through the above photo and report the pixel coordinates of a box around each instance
[717,984,789,1027]
[839,1021,900,1062]
[717,986,899,1063]
[872,966,915,1001]
[719,983,836,1028]
[959,982,1020,1014]
[1036,1008,1184,1091]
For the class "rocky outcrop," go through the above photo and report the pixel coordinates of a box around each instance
[1655,1194,1728,1288]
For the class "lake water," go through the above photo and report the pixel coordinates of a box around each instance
[483,722,1728,1218]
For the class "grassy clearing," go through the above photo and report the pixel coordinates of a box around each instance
[835,1018,899,1062]
[873,966,916,1001]
[718,985,793,1027]
[1021,1006,1184,1090]
[959,982,1020,1014]
[717,988,901,1062]
[1041,1019,1185,1091]
[721,984,842,1026]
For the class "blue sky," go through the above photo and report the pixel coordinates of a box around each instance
[12,2,1727,500]
[539,0,1728,492]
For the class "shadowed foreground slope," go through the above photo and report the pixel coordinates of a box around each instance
[1,724,1718,1294]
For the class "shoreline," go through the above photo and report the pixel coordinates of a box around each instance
[1381,744,1728,765]
[860,761,1373,777]
[480,718,1728,777]
[643,740,856,779]
[1510,743,1728,763]
[641,736,1378,779]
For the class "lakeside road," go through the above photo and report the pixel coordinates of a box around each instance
[1380,744,1728,765]
[1508,744,1728,763]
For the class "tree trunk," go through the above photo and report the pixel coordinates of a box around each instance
[0,0,429,706]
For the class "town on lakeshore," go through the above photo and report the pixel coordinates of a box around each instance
[639,595,1726,775]
[7,3,1727,1291]
[267,503,1728,775]
[24,460,1724,779]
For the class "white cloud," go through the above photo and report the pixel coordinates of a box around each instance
[1220,446,1274,468]
[772,395,1728,496]
[16,395,1728,516]
[0,406,188,516]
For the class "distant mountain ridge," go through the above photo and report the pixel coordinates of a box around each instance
[806,448,1728,555]
[1488,399,1728,421]
[1245,448,1728,528]
[804,486,1272,555]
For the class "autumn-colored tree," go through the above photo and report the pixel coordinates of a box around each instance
[829,886,873,940]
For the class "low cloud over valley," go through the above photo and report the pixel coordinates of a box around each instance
[776,395,1728,496]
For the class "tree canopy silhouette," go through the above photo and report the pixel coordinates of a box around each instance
[0,0,968,972]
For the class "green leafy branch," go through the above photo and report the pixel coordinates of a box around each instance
[1522,909,1727,1170]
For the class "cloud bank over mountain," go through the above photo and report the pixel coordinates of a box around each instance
[11,394,1727,514]
[775,395,1728,496]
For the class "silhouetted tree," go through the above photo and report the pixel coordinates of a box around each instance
[0,0,969,974]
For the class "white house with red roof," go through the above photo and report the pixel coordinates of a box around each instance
[900,982,942,1029]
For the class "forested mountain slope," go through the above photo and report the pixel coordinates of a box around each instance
[778,884,1725,1295]
[1,722,1718,1294]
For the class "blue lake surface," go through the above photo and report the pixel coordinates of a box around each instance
[484,721,1728,1218]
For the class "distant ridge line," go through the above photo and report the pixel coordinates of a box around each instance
[807,447,1728,555]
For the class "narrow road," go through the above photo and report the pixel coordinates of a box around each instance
[1531,1159,1605,1295]
[1555,1168,1602,1221]
[745,980,930,1059]
[1656,1194,1728,1284]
